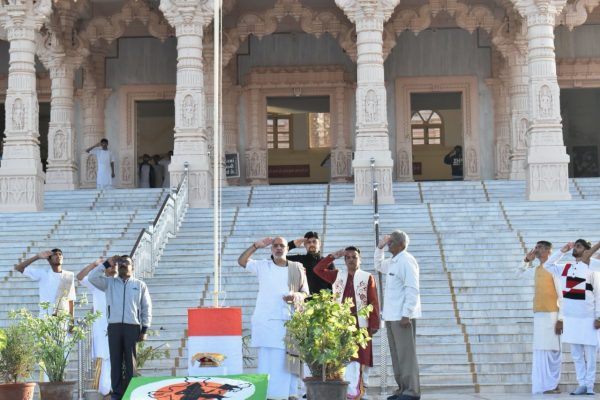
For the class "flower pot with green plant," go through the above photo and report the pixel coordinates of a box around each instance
[10,301,99,400]
[0,320,37,400]
[285,290,372,400]
[133,329,170,376]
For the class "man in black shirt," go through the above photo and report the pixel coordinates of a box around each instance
[444,145,463,180]
[287,231,333,294]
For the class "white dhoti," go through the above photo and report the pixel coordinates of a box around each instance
[531,312,561,394]
[258,347,297,399]
[345,361,363,399]
[91,315,111,395]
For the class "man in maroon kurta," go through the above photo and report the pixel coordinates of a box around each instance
[314,246,380,399]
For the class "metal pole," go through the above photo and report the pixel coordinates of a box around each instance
[212,0,222,308]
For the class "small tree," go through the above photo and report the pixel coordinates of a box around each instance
[134,330,170,374]
[10,301,100,382]
[285,290,372,381]
[0,322,36,383]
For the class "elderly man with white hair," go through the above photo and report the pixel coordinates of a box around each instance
[375,230,422,400]
[238,236,309,400]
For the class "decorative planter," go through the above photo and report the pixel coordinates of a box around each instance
[0,382,36,400]
[304,379,349,400]
[38,381,76,400]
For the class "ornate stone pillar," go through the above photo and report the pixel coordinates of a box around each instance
[79,50,110,188]
[331,85,352,182]
[44,58,78,190]
[0,0,51,211]
[488,57,511,179]
[335,0,398,204]
[507,48,529,180]
[520,1,570,200]
[160,0,213,207]
[245,87,267,184]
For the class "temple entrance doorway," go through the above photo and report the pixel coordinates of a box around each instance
[135,100,174,188]
[410,92,463,181]
[266,96,331,184]
[561,88,600,178]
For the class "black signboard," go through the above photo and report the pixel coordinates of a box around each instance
[225,153,240,178]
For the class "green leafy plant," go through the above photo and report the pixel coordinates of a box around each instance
[135,330,170,373]
[285,290,372,381]
[10,300,100,382]
[0,321,36,383]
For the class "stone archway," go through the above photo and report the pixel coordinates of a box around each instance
[395,76,480,181]
[243,65,353,184]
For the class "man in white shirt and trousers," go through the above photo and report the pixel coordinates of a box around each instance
[86,139,115,189]
[238,236,309,400]
[375,231,421,400]
[544,239,600,395]
[77,256,118,397]
[518,241,563,394]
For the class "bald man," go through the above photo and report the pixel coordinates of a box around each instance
[238,236,309,400]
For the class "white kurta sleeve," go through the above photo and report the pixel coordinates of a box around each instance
[401,257,420,318]
[23,266,45,281]
[374,247,388,274]
[544,250,567,276]
[588,258,600,273]
[516,261,535,277]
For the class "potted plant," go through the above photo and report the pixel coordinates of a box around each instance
[0,321,37,400]
[11,301,99,400]
[134,330,170,375]
[285,290,372,400]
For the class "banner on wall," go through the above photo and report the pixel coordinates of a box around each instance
[123,374,268,400]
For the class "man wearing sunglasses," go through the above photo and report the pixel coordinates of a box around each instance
[88,255,152,400]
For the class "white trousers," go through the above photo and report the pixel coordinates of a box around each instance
[345,361,362,398]
[570,344,597,388]
[531,350,561,394]
[98,357,111,396]
[257,347,298,399]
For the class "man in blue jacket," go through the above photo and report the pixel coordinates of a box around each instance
[89,255,152,400]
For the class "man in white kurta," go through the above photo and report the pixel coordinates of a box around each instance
[78,257,118,397]
[238,237,308,400]
[544,239,600,395]
[86,139,115,189]
[14,249,76,318]
[518,241,563,394]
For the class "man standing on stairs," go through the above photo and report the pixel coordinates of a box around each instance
[518,241,563,394]
[314,246,380,399]
[238,236,309,400]
[287,231,333,295]
[375,231,421,400]
[86,139,116,190]
[77,255,119,399]
[89,255,152,400]
[544,240,600,396]
[14,248,76,319]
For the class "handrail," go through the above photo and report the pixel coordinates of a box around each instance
[130,163,190,279]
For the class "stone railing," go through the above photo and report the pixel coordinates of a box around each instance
[130,164,190,279]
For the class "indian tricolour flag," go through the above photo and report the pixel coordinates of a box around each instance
[187,307,243,375]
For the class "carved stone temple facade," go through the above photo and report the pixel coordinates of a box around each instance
[1,0,599,210]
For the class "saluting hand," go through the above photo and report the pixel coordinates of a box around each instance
[332,249,346,259]
[378,235,391,250]
[293,237,306,248]
[524,249,536,263]
[37,250,53,259]
[561,242,575,253]
[254,237,273,249]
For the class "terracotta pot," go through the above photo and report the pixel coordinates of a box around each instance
[304,379,349,400]
[38,381,76,400]
[0,382,36,400]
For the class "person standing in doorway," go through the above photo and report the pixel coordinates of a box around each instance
[138,154,155,188]
[152,154,164,188]
[86,139,116,189]
[443,145,463,180]
[159,151,172,189]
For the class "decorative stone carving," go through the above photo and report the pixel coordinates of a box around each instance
[53,130,65,160]
[538,85,552,118]
[122,156,132,183]
[86,154,97,182]
[467,147,477,175]
[398,150,410,177]
[11,98,25,131]
[182,95,197,128]
[365,90,378,123]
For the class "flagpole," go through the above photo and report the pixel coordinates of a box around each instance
[212,0,222,308]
